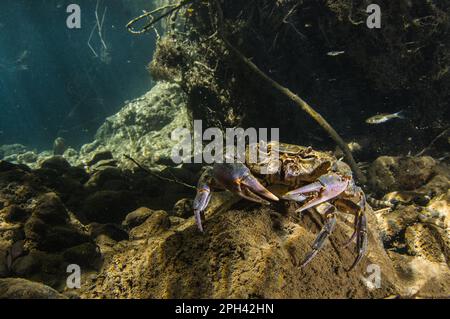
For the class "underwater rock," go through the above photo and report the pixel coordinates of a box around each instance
[77,82,191,170]
[0,160,29,173]
[11,254,40,276]
[0,278,67,299]
[122,207,154,229]
[80,199,400,298]
[32,193,69,225]
[17,151,38,164]
[62,242,101,268]
[405,223,448,264]
[39,156,71,172]
[90,159,118,171]
[371,159,450,283]
[0,144,27,159]
[172,198,193,219]
[84,166,125,191]
[168,216,186,227]
[88,223,129,242]
[0,257,8,278]
[24,192,91,253]
[3,204,30,223]
[82,190,137,224]
[86,150,114,167]
[129,210,170,240]
[368,156,437,194]
[24,217,89,252]
[53,137,67,156]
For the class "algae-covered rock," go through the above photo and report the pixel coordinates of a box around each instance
[81,198,400,298]
[88,223,129,242]
[0,278,67,299]
[3,204,30,223]
[11,254,41,276]
[52,137,67,156]
[78,82,191,171]
[172,198,193,219]
[122,207,154,229]
[368,156,437,194]
[62,242,101,267]
[25,218,90,252]
[39,156,71,172]
[129,210,171,240]
[82,190,137,223]
[32,192,69,225]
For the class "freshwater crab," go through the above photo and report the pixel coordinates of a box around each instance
[193,142,368,270]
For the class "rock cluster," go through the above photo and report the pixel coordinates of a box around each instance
[0,149,196,296]
[368,156,450,297]
[1,150,449,299]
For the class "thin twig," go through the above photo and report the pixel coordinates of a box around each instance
[124,154,196,190]
[95,0,108,50]
[87,23,98,57]
[415,127,449,157]
[126,0,196,35]
[210,0,366,184]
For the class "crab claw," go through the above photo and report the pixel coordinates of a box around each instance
[283,173,350,213]
[213,163,279,204]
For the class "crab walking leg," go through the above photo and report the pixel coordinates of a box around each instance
[338,186,369,270]
[193,166,215,232]
[300,209,337,268]
[193,186,211,232]
[343,213,359,248]
[347,212,368,271]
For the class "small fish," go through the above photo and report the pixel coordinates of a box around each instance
[365,111,406,124]
[327,50,345,57]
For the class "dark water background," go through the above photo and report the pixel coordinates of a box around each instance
[0,0,156,150]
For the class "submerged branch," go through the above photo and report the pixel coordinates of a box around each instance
[124,154,196,190]
[211,0,366,184]
[415,127,449,157]
[126,0,196,34]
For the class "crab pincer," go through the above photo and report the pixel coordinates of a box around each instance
[193,163,278,232]
[212,163,279,204]
[282,173,350,213]
[282,173,364,268]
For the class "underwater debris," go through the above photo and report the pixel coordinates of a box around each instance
[87,0,110,63]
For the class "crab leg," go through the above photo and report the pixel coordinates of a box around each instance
[300,208,337,268]
[347,212,368,271]
[338,187,368,270]
[193,185,211,232]
[193,170,214,232]
[343,213,359,248]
